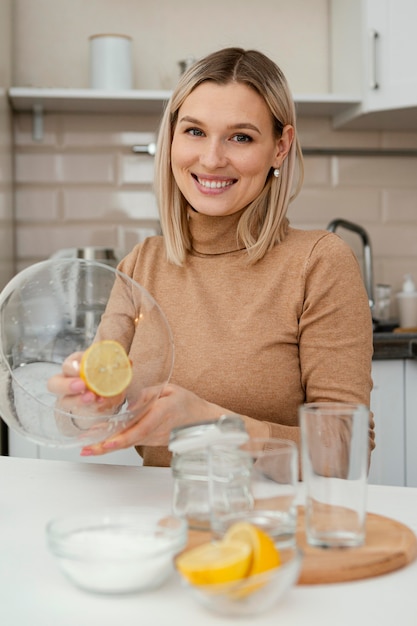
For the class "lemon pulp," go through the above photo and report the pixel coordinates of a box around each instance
[79,340,132,397]
[224,521,281,576]
[176,540,252,585]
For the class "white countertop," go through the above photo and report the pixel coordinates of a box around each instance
[1,455,416,626]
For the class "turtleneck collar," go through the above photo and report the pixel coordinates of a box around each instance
[187,207,247,256]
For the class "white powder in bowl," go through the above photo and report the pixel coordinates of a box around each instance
[58,528,177,594]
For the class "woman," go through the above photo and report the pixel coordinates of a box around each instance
[48,47,374,465]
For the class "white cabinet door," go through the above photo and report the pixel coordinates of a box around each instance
[369,360,405,486]
[405,360,417,487]
[365,0,417,112]
[331,0,417,127]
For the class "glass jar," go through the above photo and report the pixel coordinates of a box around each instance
[168,415,248,531]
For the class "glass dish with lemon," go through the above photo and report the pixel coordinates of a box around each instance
[176,522,302,616]
[0,258,174,448]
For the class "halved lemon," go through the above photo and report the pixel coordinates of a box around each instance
[223,522,281,576]
[175,540,252,585]
[79,340,132,397]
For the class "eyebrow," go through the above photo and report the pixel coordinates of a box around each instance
[178,115,261,134]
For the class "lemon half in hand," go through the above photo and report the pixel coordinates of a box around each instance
[176,540,252,586]
[79,340,132,398]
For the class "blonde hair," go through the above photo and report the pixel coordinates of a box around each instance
[154,47,304,266]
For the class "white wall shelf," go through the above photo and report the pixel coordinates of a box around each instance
[8,86,361,117]
[7,87,362,141]
[8,87,173,115]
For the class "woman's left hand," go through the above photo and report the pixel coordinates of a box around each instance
[80,383,225,456]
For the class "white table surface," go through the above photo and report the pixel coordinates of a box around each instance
[1,455,417,626]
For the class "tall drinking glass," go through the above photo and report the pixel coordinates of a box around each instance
[299,402,369,548]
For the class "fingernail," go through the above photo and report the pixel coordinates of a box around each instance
[70,359,80,373]
[81,391,96,404]
[80,448,93,456]
[70,379,86,393]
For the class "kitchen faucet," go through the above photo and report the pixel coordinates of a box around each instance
[326,218,374,310]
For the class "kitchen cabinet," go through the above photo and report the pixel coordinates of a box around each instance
[331,0,417,130]
[368,360,405,486]
[405,360,417,487]
[369,358,417,487]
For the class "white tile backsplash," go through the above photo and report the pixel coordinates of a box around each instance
[60,115,159,148]
[15,188,60,220]
[59,153,116,183]
[337,157,417,188]
[383,189,417,222]
[0,188,13,219]
[12,111,417,311]
[17,223,119,258]
[62,189,159,220]
[289,187,381,225]
[13,112,58,146]
[119,154,154,184]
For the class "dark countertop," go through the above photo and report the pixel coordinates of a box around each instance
[373,332,417,360]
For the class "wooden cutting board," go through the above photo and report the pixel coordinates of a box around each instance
[186,508,417,585]
[296,507,417,584]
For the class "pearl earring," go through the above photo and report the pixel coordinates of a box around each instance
[273,168,280,178]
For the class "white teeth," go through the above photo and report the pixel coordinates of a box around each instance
[197,177,233,189]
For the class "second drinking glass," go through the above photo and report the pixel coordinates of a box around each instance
[208,438,298,548]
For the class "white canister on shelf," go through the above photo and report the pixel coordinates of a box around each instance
[396,274,417,328]
[89,34,133,90]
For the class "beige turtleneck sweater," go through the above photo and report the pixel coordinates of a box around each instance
[104,209,374,466]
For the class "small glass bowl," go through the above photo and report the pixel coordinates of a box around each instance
[46,507,187,594]
[176,546,302,617]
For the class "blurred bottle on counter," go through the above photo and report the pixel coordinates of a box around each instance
[396,274,417,329]
[374,283,392,321]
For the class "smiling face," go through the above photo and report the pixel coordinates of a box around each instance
[171,81,292,217]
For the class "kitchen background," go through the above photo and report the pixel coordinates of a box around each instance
[1,0,416,305]
[1,0,417,481]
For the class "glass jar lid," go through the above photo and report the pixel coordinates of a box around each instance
[168,414,248,454]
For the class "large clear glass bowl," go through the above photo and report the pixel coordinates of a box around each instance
[0,259,174,447]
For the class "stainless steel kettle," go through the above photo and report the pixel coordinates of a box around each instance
[49,247,120,354]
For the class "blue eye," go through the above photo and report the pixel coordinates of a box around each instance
[232,134,252,143]
[186,128,205,137]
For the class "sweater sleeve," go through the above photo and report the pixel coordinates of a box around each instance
[298,233,374,455]
[260,232,374,471]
